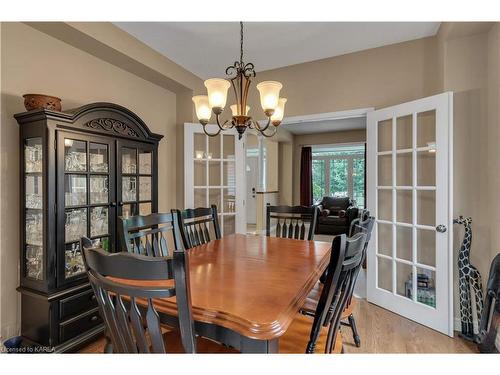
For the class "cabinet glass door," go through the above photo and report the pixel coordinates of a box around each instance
[58,133,115,286]
[117,142,155,219]
[24,137,44,281]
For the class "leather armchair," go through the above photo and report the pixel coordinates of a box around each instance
[315,197,358,235]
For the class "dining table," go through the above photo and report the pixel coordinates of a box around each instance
[137,233,332,353]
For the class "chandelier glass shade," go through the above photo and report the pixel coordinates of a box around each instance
[192,22,287,139]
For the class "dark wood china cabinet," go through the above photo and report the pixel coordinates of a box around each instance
[15,103,162,352]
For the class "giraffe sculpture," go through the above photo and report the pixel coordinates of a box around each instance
[453,216,484,340]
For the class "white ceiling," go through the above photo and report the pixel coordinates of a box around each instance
[114,22,440,79]
[283,116,366,135]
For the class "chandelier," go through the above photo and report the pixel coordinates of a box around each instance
[192,22,287,139]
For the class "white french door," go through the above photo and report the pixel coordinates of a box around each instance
[184,123,246,235]
[366,92,453,336]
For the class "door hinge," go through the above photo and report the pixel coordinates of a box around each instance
[54,138,57,150]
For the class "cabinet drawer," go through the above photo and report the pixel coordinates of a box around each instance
[59,307,103,343]
[59,288,98,320]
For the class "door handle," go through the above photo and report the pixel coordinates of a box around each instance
[109,202,116,207]
[118,201,124,207]
[436,224,447,233]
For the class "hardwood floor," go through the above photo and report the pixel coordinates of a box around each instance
[342,299,477,353]
[78,299,477,354]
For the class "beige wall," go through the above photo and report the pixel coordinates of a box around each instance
[292,130,366,204]
[438,23,500,327]
[0,22,179,339]
[487,24,500,268]
[247,37,440,119]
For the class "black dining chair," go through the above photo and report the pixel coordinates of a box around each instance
[266,204,319,241]
[305,232,366,353]
[339,216,375,347]
[82,244,197,353]
[174,205,221,249]
[119,212,182,257]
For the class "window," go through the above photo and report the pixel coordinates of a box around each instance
[312,144,365,208]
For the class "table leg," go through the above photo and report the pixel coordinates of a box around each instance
[240,337,279,353]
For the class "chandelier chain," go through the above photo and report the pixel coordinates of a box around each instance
[240,21,244,64]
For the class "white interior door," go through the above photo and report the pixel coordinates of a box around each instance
[366,92,453,336]
[246,156,258,224]
[184,123,246,235]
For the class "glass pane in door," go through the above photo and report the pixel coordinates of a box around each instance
[396,153,412,186]
[90,176,108,204]
[139,176,151,201]
[377,257,392,292]
[377,119,392,152]
[194,134,206,159]
[396,225,412,262]
[122,147,137,174]
[417,151,436,186]
[89,143,108,172]
[208,136,221,159]
[90,206,109,237]
[223,215,235,235]
[417,229,436,267]
[378,154,392,186]
[122,176,137,202]
[377,189,392,221]
[223,188,236,213]
[25,175,43,209]
[65,140,87,172]
[194,188,207,208]
[139,150,152,174]
[222,135,235,159]
[209,188,222,209]
[65,242,85,278]
[377,222,392,257]
[65,208,87,243]
[396,262,413,298]
[194,159,206,186]
[65,175,87,206]
[417,190,435,226]
[396,115,412,150]
[209,161,221,186]
[415,267,436,308]
[417,110,436,148]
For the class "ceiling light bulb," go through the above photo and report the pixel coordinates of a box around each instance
[271,98,287,125]
[192,95,211,123]
[204,78,230,110]
[230,104,250,116]
[256,81,283,113]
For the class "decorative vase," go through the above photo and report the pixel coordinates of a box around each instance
[23,94,62,111]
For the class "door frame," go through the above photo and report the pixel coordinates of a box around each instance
[184,123,246,234]
[366,92,454,336]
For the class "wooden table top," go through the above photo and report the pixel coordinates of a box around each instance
[129,234,332,340]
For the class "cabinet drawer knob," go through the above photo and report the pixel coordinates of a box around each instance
[90,315,99,322]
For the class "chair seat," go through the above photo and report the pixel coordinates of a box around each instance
[279,313,342,354]
[301,282,356,320]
